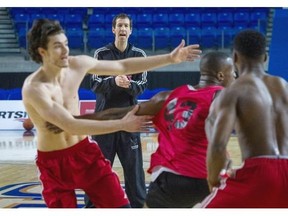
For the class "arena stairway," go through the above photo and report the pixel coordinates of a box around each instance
[0,7,21,56]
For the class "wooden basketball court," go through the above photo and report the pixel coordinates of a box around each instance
[0,130,241,208]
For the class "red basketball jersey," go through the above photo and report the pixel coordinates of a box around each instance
[148,85,224,178]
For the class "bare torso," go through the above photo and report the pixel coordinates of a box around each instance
[22,57,86,151]
[233,74,288,159]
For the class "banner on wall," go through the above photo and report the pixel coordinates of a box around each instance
[79,100,96,115]
[0,100,96,130]
[0,101,29,130]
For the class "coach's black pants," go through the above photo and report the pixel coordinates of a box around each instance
[85,131,146,208]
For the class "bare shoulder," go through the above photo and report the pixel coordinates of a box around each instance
[218,81,239,101]
[68,55,97,72]
[22,72,46,102]
[266,74,288,88]
[69,55,95,65]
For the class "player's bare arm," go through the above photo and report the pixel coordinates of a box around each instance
[23,82,152,135]
[46,91,171,134]
[76,40,201,76]
[205,88,237,190]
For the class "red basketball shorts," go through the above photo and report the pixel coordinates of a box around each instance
[200,156,288,208]
[36,137,129,208]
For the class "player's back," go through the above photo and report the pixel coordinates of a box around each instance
[263,74,288,155]
[233,73,288,159]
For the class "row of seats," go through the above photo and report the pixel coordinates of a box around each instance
[11,9,268,30]
[13,13,84,30]
[9,7,88,18]
[16,24,265,50]
[9,7,269,50]
[88,10,268,29]
[88,25,262,50]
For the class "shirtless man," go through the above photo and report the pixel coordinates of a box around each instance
[47,51,235,207]
[22,19,201,208]
[199,29,288,207]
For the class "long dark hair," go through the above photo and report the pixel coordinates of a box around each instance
[27,19,64,64]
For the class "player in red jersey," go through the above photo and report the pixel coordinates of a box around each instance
[199,29,288,208]
[46,51,235,208]
[143,51,235,208]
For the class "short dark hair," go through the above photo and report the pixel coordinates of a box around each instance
[200,51,230,75]
[233,29,266,59]
[27,19,64,64]
[112,13,133,29]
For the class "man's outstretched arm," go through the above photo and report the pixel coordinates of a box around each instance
[46,91,171,133]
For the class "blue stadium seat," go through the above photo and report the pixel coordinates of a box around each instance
[136,27,153,50]
[47,14,64,23]
[17,27,28,48]
[217,27,235,48]
[64,14,83,29]
[233,25,248,35]
[129,28,138,45]
[170,26,187,47]
[136,13,152,28]
[187,27,201,45]
[154,27,170,50]
[217,12,234,28]
[127,13,137,27]
[88,14,105,28]
[103,29,114,44]
[201,12,217,28]
[13,14,30,31]
[29,14,45,28]
[87,28,106,50]
[104,13,118,27]
[250,11,268,25]
[249,10,268,33]
[66,28,84,49]
[168,13,184,27]
[201,27,218,48]
[184,12,201,28]
[234,11,250,28]
[9,8,27,18]
[152,13,169,27]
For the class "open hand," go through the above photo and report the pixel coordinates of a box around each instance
[122,105,154,132]
[170,39,202,63]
